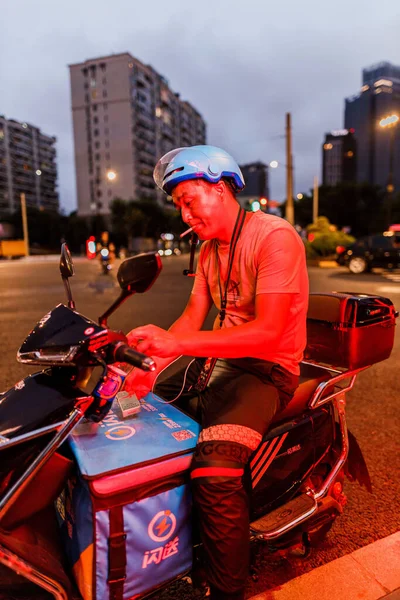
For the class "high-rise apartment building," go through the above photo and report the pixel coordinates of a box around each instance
[344,61,400,191]
[322,129,356,186]
[0,116,58,214]
[237,161,269,209]
[69,53,207,217]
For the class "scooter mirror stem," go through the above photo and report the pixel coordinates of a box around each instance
[98,290,132,327]
[62,278,76,310]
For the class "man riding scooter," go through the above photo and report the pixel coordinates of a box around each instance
[124,145,309,600]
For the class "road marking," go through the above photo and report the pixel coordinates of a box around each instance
[377,286,400,294]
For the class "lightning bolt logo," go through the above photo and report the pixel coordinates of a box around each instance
[148,510,177,543]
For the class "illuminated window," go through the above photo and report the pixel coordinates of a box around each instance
[324,143,333,150]
[346,151,354,157]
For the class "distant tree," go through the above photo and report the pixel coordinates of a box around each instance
[11,207,63,250]
[60,211,90,254]
[306,216,355,257]
[292,183,387,237]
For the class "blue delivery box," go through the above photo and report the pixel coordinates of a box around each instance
[57,393,200,600]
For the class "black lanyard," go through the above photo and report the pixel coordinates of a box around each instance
[216,206,246,327]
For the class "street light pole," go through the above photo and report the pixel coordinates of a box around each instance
[387,125,395,227]
[313,176,319,224]
[20,193,29,257]
[379,114,399,229]
[285,113,294,225]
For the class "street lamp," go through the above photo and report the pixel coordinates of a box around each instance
[106,170,117,181]
[379,114,399,228]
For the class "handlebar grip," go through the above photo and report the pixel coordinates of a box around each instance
[113,343,156,372]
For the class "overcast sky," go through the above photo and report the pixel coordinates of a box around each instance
[1,0,399,214]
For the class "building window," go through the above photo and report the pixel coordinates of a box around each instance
[105,140,110,148]
[104,115,108,123]
[85,94,89,103]
[91,91,97,100]
[106,152,110,160]
[100,63,106,72]
[104,103,108,110]
[105,128,109,135]
[108,189,112,197]
[93,116,98,124]
[84,82,89,90]
[103,90,107,98]
[97,190,102,197]
[95,153,100,161]
[92,104,97,112]
[102,77,107,85]
[95,141,100,149]
[94,129,99,137]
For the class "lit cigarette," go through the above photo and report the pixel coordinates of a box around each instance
[180,227,194,238]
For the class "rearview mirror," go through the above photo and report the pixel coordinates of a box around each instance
[117,252,162,293]
[59,243,75,279]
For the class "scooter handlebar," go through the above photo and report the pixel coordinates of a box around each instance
[112,343,156,372]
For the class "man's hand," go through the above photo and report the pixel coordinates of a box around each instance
[127,325,182,358]
[123,367,158,398]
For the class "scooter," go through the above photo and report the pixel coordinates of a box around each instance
[0,244,397,600]
[99,246,112,274]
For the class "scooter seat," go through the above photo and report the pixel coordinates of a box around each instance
[272,363,334,423]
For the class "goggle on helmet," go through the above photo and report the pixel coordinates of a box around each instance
[153,145,245,196]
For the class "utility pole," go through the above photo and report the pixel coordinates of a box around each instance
[20,193,30,256]
[313,176,319,224]
[387,125,395,228]
[285,113,294,225]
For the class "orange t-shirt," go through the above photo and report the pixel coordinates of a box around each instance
[191,211,309,375]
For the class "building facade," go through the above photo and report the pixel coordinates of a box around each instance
[69,53,207,217]
[0,116,58,215]
[344,61,400,192]
[322,129,356,186]
[237,161,269,209]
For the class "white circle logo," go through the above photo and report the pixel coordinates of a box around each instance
[148,510,176,542]
[105,425,136,440]
[84,327,95,335]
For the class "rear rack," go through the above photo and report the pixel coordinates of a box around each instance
[301,360,370,409]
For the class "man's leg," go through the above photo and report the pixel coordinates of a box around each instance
[190,368,280,599]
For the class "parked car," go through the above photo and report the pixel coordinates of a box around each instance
[336,233,400,274]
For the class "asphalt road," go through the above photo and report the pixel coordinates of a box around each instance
[0,255,399,599]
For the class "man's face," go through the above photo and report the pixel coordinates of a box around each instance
[172,179,223,240]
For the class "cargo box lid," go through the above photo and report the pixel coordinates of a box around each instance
[307,292,397,328]
[68,393,200,479]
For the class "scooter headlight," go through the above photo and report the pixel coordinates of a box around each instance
[17,345,80,365]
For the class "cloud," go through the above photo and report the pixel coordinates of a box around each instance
[1,0,399,213]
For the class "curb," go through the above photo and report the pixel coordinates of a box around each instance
[249,531,400,600]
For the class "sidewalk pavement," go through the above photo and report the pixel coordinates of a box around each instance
[249,531,400,600]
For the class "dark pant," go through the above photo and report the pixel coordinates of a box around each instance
[154,358,298,599]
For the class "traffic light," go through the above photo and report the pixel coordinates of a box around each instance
[260,197,268,207]
[251,200,260,212]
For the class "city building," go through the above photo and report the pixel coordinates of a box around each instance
[69,53,207,217]
[344,61,400,191]
[0,116,58,215]
[322,129,357,186]
[238,161,269,210]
